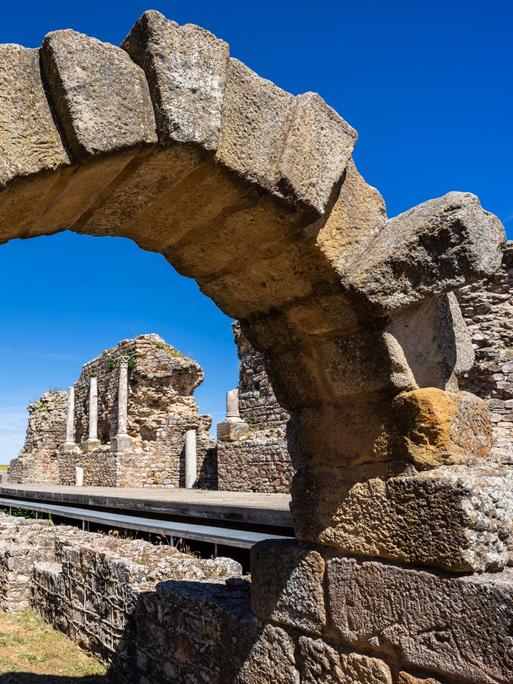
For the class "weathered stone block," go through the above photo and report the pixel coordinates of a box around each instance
[348,192,506,315]
[251,540,326,634]
[234,623,299,684]
[0,45,69,186]
[0,44,70,234]
[278,91,357,213]
[393,388,493,468]
[327,556,513,684]
[41,29,157,158]
[398,674,446,684]
[298,637,392,684]
[386,292,475,391]
[292,463,513,571]
[310,328,416,399]
[122,10,229,150]
[217,419,250,442]
[217,57,294,195]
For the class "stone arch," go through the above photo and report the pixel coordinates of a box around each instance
[0,10,506,571]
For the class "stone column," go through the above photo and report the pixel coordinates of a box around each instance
[184,429,197,489]
[83,377,101,452]
[113,358,133,452]
[217,388,249,441]
[75,466,84,487]
[226,388,241,420]
[63,386,78,452]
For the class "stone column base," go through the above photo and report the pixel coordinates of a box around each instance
[217,418,250,442]
[61,442,80,454]
[112,433,133,452]
[81,438,101,453]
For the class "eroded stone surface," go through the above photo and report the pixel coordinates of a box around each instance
[235,624,299,684]
[0,45,69,186]
[278,92,357,213]
[386,293,474,391]
[292,464,513,571]
[298,637,392,684]
[251,540,326,634]
[393,388,493,468]
[398,674,446,684]
[41,29,157,158]
[122,9,229,150]
[348,192,505,315]
[328,556,513,684]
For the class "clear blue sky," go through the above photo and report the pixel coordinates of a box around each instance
[0,1,511,462]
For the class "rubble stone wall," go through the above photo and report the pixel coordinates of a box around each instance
[457,240,513,461]
[217,324,294,493]
[6,391,67,485]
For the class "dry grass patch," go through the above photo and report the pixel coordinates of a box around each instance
[0,610,107,683]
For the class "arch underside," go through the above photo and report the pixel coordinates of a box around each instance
[0,9,508,572]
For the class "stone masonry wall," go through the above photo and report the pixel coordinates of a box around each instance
[0,511,507,682]
[217,324,293,493]
[6,391,67,484]
[457,240,513,461]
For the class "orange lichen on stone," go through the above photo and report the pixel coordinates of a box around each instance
[394,387,493,468]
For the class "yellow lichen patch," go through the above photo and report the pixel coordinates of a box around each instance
[394,388,492,468]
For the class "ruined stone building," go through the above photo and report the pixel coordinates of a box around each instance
[7,334,217,488]
[457,240,513,460]
[216,323,293,492]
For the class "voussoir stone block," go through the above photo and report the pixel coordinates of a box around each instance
[327,556,513,684]
[122,10,229,150]
[251,540,326,634]
[217,57,294,196]
[348,191,506,315]
[277,92,357,213]
[0,45,69,186]
[292,463,513,572]
[41,29,157,158]
[298,637,392,684]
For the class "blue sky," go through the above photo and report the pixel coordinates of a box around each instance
[0,1,511,462]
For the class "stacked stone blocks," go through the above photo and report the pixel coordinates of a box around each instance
[0,8,509,683]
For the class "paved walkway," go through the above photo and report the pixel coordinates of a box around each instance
[0,483,292,527]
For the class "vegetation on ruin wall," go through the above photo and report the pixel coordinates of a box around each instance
[152,339,185,358]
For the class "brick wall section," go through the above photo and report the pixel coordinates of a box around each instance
[457,240,513,461]
[6,391,67,484]
[218,324,294,494]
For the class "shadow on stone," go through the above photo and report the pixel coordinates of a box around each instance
[0,676,107,683]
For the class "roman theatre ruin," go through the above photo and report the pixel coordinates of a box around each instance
[0,9,510,683]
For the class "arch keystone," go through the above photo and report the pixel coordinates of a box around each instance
[122,10,229,150]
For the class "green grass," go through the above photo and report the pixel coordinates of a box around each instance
[0,466,8,472]
[0,610,107,682]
